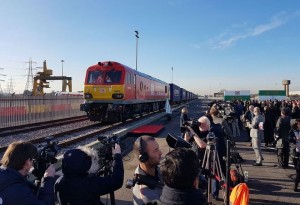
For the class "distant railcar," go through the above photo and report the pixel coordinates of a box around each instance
[80,61,169,122]
[169,83,181,105]
[180,88,187,102]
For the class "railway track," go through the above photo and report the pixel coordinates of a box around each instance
[0,109,162,154]
[0,115,88,137]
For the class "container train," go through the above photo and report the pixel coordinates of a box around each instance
[80,61,197,122]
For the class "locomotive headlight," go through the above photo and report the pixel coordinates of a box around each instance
[112,93,124,99]
[84,93,93,99]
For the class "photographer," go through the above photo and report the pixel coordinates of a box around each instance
[0,141,56,205]
[55,144,124,205]
[210,106,233,140]
[184,116,226,161]
[149,148,207,205]
[132,135,163,205]
[184,116,226,200]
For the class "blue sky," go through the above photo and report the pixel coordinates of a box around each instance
[1,0,300,95]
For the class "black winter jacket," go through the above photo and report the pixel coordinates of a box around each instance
[55,153,124,205]
[275,116,291,148]
[147,185,207,205]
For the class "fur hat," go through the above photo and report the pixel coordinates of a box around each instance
[62,146,99,177]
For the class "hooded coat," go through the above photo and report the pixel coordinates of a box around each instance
[55,147,124,205]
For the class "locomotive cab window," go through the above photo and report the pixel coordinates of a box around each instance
[105,70,122,84]
[88,71,104,84]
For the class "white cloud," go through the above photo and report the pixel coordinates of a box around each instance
[208,10,300,49]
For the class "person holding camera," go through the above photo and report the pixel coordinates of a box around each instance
[55,145,124,205]
[184,115,226,200]
[148,148,207,205]
[132,135,163,205]
[0,141,56,205]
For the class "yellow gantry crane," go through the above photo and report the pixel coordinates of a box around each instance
[33,60,72,96]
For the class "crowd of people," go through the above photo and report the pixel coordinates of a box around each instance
[211,99,300,192]
[1,99,299,205]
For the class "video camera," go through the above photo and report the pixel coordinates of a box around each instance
[32,137,59,179]
[180,118,199,133]
[97,135,120,167]
[126,174,163,190]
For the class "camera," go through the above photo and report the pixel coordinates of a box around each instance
[183,119,199,128]
[206,131,217,145]
[126,174,163,190]
[181,119,199,134]
[32,137,59,179]
[97,135,120,165]
[180,126,189,133]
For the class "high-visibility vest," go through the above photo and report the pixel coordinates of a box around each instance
[230,183,249,205]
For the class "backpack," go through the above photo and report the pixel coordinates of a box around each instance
[230,183,249,205]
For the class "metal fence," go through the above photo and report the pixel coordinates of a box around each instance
[0,95,85,128]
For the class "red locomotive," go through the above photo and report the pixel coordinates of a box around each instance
[80,61,169,122]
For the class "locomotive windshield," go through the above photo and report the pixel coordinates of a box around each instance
[105,70,122,84]
[87,70,122,84]
[88,70,104,84]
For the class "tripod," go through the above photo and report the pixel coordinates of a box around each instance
[97,158,116,205]
[202,133,225,205]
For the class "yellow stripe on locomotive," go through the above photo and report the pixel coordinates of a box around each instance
[84,84,125,100]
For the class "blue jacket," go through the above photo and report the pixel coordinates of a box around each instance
[0,166,55,205]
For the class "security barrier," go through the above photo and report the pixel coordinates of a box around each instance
[0,95,85,128]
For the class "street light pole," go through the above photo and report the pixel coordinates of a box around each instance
[135,31,139,71]
[171,67,173,84]
[61,60,64,76]
[61,60,65,92]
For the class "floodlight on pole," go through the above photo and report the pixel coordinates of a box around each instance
[61,60,64,76]
[135,30,139,71]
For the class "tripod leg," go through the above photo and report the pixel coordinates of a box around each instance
[202,148,213,204]
[202,148,209,169]
[110,191,116,205]
[207,177,213,204]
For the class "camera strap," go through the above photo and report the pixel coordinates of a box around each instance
[54,176,64,205]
